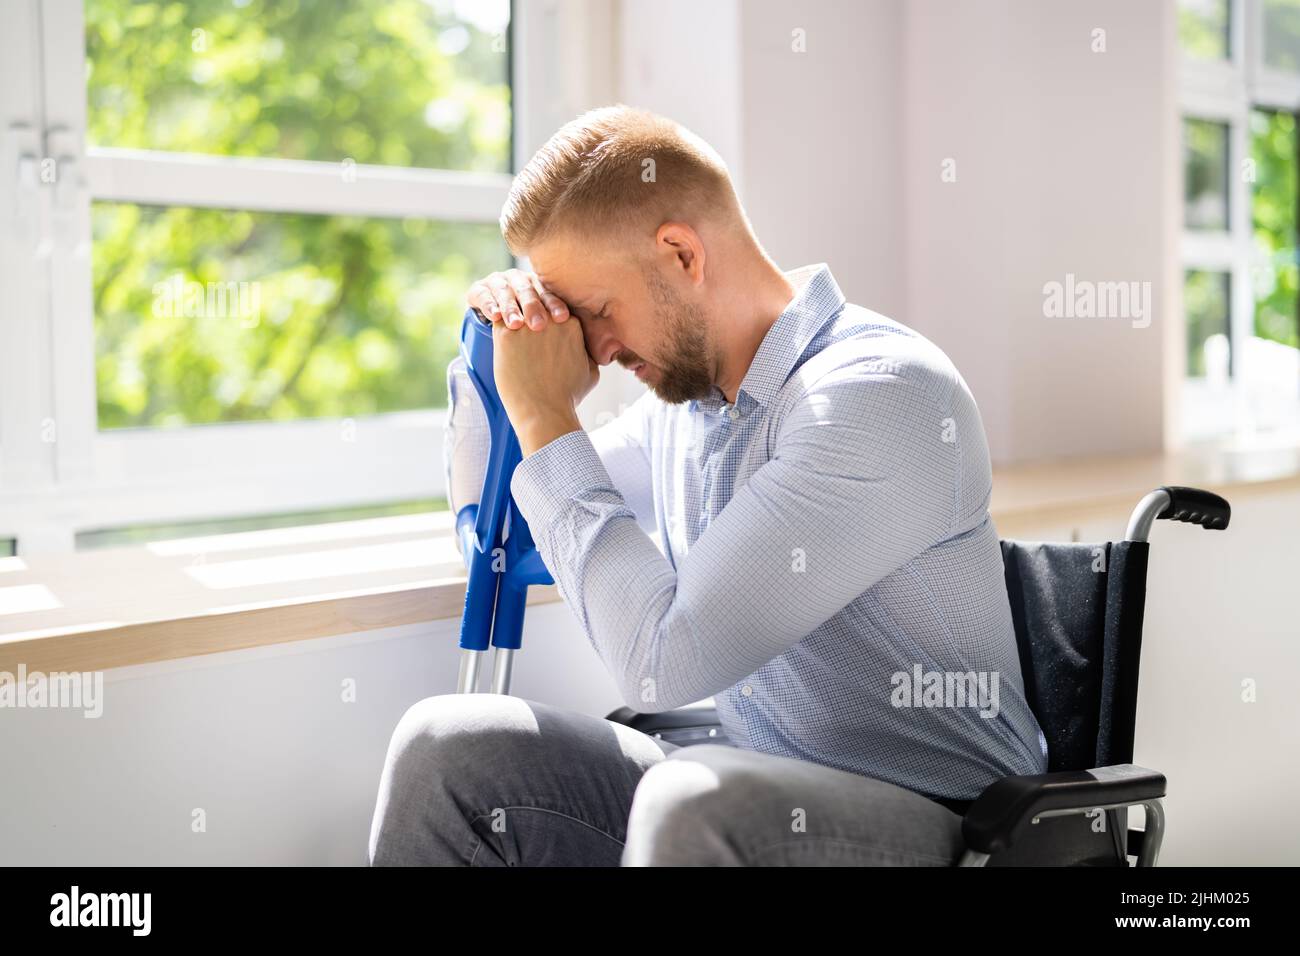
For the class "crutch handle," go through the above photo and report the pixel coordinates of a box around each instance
[453,307,553,663]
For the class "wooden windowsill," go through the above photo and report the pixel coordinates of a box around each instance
[990,439,1300,526]
[3,439,1298,674]
[0,511,559,674]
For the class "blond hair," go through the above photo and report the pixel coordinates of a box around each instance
[500,105,744,257]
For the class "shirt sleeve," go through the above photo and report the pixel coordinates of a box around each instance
[509,371,959,712]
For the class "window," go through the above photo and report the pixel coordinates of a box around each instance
[0,0,555,556]
[0,0,614,556]
[1179,0,1300,443]
[92,204,506,428]
[84,0,513,439]
[1184,118,1231,230]
[75,497,445,550]
[83,1,512,172]
[1250,108,1300,355]
[84,0,513,436]
[1180,0,1232,62]
[1184,269,1233,378]
[1262,0,1300,71]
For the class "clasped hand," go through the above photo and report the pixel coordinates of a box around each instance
[466,269,598,455]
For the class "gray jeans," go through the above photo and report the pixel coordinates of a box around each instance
[368,694,967,866]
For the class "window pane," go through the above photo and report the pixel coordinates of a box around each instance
[1184,118,1230,231]
[1263,0,1300,72]
[75,498,445,550]
[1251,109,1300,350]
[1179,0,1231,60]
[92,203,509,429]
[1185,270,1232,378]
[85,0,511,172]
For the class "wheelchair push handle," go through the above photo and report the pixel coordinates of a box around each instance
[1125,485,1231,541]
[1156,485,1231,531]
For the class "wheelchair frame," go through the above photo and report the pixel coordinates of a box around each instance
[956,486,1228,867]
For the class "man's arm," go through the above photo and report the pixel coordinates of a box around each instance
[509,371,959,712]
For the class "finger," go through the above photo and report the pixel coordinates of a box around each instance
[466,281,502,322]
[507,270,548,330]
[531,275,570,323]
[487,272,525,329]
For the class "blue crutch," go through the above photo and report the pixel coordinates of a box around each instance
[453,307,555,694]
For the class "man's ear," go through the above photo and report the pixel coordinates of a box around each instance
[655,221,706,287]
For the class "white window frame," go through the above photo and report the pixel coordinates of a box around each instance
[0,0,619,554]
[1180,0,1300,443]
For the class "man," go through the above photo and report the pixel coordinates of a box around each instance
[369,105,1047,866]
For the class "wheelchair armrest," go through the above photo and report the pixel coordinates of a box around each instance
[606,702,720,735]
[962,764,1166,855]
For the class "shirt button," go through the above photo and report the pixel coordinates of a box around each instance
[727,406,740,421]
[741,684,753,697]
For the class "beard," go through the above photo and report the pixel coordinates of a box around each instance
[623,267,715,404]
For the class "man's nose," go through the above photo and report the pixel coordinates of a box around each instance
[583,324,623,367]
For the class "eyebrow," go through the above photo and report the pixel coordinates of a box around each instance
[535,272,606,316]
[554,289,606,316]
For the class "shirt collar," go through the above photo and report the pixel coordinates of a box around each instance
[691,263,846,414]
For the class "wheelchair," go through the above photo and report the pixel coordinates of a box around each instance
[608,485,1231,867]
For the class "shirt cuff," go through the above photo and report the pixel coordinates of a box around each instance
[509,428,618,532]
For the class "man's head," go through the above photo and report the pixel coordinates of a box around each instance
[499,105,758,403]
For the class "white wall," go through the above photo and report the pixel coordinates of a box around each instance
[903,0,1179,463]
[614,0,1179,464]
[0,601,621,865]
[615,0,907,326]
[738,0,907,319]
[617,0,745,193]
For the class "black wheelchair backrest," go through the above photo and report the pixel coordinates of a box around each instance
[999,540,1151,773]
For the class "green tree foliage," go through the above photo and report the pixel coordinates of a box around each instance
[1184,269,1229,377]
[1251,108,1300,350]
[87,0,511,428]
[1178,0,1230,62]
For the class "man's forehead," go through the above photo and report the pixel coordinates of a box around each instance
[532,252,609,309]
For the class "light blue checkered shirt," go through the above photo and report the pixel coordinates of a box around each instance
[499,263,1047,800]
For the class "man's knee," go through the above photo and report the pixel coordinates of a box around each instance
[384,693,521,775]
[368,693,539,865]
[623,744,967,867]
[380,695,496,798]
[622,745,753,866]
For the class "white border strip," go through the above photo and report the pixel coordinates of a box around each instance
[86,148,512,221]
